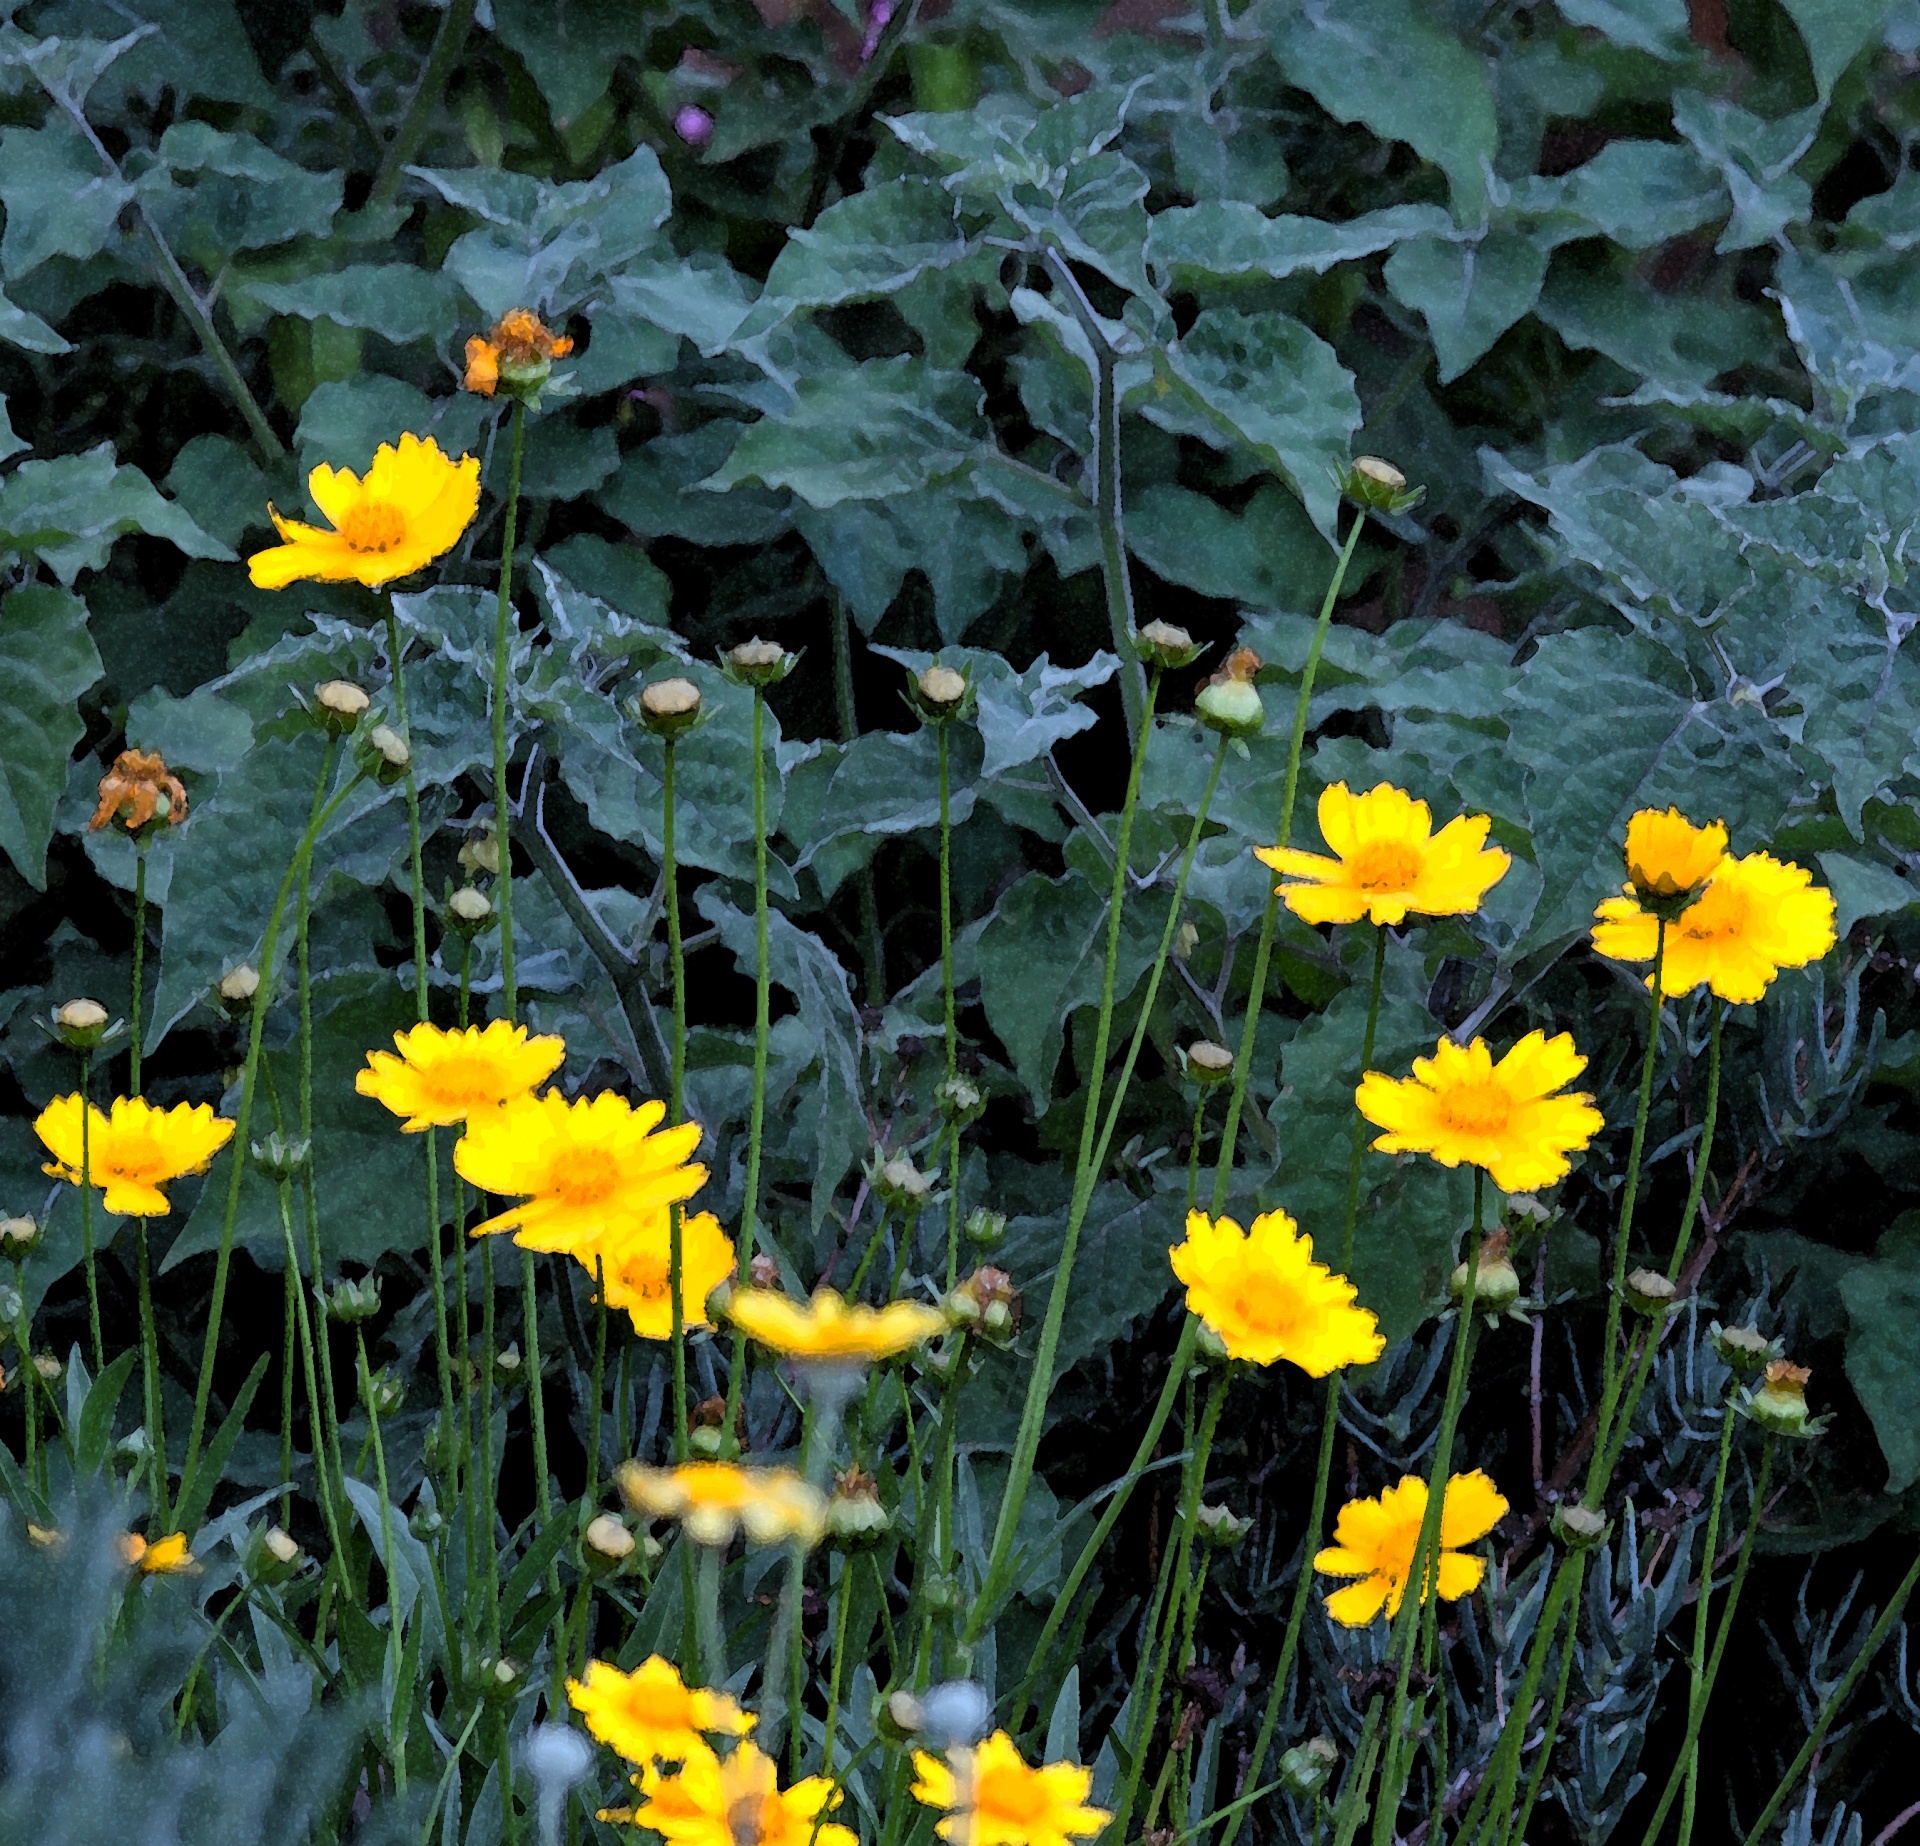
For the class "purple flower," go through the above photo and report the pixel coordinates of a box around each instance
[674,105,713,147]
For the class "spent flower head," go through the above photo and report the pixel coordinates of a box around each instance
[90,750,188,834]
[464,308,574,404]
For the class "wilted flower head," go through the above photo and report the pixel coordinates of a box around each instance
[90,750,188,833]
[464,308,574,400]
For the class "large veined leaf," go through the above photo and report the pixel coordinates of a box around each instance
[0,445,232,584]
[1145,201,1451,285]
[1384,231,1551,383]
[0,585,101,889]
[0,124,130,278]
[1842,1213,1920,1492]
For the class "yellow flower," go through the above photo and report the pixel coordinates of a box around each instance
[1254,782,1510,927]
[577,1211,736,1341]
[1169,1209,1384,1374]
[1622,806,1727,902]
[1313,1470,1508,1626]
[35,1095,235,1216]
[1592,850,1837,1005]
[634,1740,856,1846]
[454,1091,706,1256]
[1355,1031,1603,1192]
[119,1530,197,1574]
[616,1460,827,1548]
[355,1021,566,1132]
[910,1729,1112,1846]
[247,433,480,590]
[726,1285,947,1365]
[566,1655,752,1766]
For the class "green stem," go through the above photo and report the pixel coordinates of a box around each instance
[135,1216,166,1524]
[79,1050,101,1374]
[830,594,886,1006]
[586,1254,608,1510]
[664,737,689,1467]
[357,1325,406,1789]
[938,721,962,1294]
[822,1553,854,1776]
[1208,507,1369,1218]
[492,398,526,1024]
[696,1543,726,1687]
[1503,1554,1587,1846]
[1342,927,1388,1273]
[1738,1539,1920,1846]
[1586,922,1667,1503]
[280,1263,295,1527]
[370,0,477,202]
[277,1178,348,1591]
[1676,1388,1741,1846]
[480,1234,502,1652]
[130,845,147,1096]
[522,1246,556,1595]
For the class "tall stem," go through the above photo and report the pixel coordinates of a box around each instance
[664,738,690,1466]
[134,1215,166,1524]
[522,1246,555,1594]
[357,1324,405,1785]
[277,1177,348,1589]
[830,594,885,1005]
[1208,508,1368,1217]
[1676,1387,1740,1846]
[491,398,526,1024]
[130,845,147,1096]
[938,721,962,1293]
[370,0,477,202]
[79,1050,101,1372]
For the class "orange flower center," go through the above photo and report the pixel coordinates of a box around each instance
[1347,840,1424,891]
[340,501,409,553]
[974,1766,1054,1825]
[1440,1081,1512,1137]
[1675,882,1749,944]
[556,1147,622,1209]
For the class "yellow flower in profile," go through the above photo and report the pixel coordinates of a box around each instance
[911,1728,1112,1846]
[578,1211,736,1340]
[1622,806,1727,902]
[1313,1470,1508,1626]
[566,1655,752,1766]
[35,1095,235,1216]
[246,433,480,590]
[119,1530,197,1574]
[1593,850,1837,1005]
[634,1739,856,1846]
[1355,1031,1602,1192]
[1169,1209,1383,1374]
[356,1021,565,1132]
[1254,782,1510,927]
[616,1460,827,1548]
[726,1285,947,1365]
[454,1091,706,1255]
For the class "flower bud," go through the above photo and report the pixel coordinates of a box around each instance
[880,1689,926,1741]
[263,1525,302,1567]
[936,1073,984,1124]
[724,637,795,687]
[1711,1322,1780,1378]
[1551,1502,1610,1550]
[217,965,260,1016]
[0,1216,41,1260]
[1131,621,1205,671]
[493,1340,525,1389]
[748,1252,782,1291]
[313,680,371,736]
[32,1352,60,1383]
[584,1513,636,1569]
[873,1154,932,1211]
[1279,1736,1338,1796]
[1183,1040,1235,1086]
[948,1266,1021,1345]
[1623,1267,1677,1318]
[909,662,971,723]
[478,1655,522,1704]
[459,825,501,877]
[446,886,493,934]
[1340,456,1425,515]
[689,1422,727,1459]
[826,1466,891,1546]
[1451,1231,1521,1312]
[249,1133,312,1181]
[964,1206,1008,1250]
[327,1274,382,1324]
[636,676,705,739]
[1194,648,1264,739]
[408,1501,444,1540]
[1191,1502,1253,1548]
[1194,1320,1233,1367]
[1742,1358,1824,1438]
[361,723,411,784]
[54,998,111,1050]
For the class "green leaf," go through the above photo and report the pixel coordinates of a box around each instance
[135,123,340,268]
[162,434,269,552]
[1144,309,1361,543]
[1272,0,1497,216]
[0,585,101,888]
[1535,265,1774,393]
[1145,201,1451,285]
[294,376,489,479]
[1672,93,1820,253]
[599,423,792,546]
[1778,0,1894,94]
[0,125,131,279]
[491,0,629,125]
[1384,230,1550,384]
[1555,0,1692,57]
[236,265,460,346]
[0,285,68,353]
[0,445,232,584]
[1126,480,1325,611]
[873,645,1119,777]
[1842,1212,1920,1492]
[1817,852,1916,933]
[1542,139,1727,249]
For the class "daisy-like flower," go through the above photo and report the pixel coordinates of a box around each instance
[566,1656,752,1767]
[119,1530,197,1575]
[1355,1031,1603,1193]
[725,1285,947,1365]
[1592,850,1837,1006]
[464,308,574,398]
[1169,1209,1384,1374]
[454,1091,707,1256]
[633,1739,856,1846]
[578,1211,736,1340]
[616,1460,827,1549]
[1621,806,1728,905]
[35,1096,235,1216]
[911,1728,1112,1846]
[1254,782,1510,927]
[1313,1470,1508,1626]
[246,434,480,590]
[355,1021,566,1132]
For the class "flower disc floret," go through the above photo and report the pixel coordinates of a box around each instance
[727,1285,947,1365]
[633,1740,855,1846]
[1169,1209,1383,1374]
[35,1095,235,1216]
[617,1460,827,1548]
[1355,1031,1602,1192]
[566,1656,752,1766]
[1255,782,1510,927]
[910,1729,1112,1846]
[455,1091,707,1256]
[579,1211,735,1340]
[356,1021,565,1131]
[1592,850,1837,1005]
[1313,1470,1508,1626]
[247,434,480,589]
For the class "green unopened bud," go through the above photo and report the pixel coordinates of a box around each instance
[262,1525,303,1570]
[459,825,501,877]
[636,676,705,739]
[361,723,410,784]
[1551,1502,1610,1550]
[880,1690,927,1742]
[53,999,112,1051]
[446,885,493,934]
[1279,1736,1338,1796]
[584,1513,637,1570]
[313,679,371,737]
[1194,1320,1233,1367]
[936,1073,984,1123]
[1194,648,1264,739]
[910,662,971,723]
[0,1216,41,1260]
[1623,1267,1678,1318]
[724,637,795,687]
[826,1466,892,1546]
[964,1206,1007,1250]
[689,1422,728,1458]
[1340,455,1425,515]
[1183,1040,1235,1086]
[1131,620,1205,671]
[408,1502,444,1540]
[1451,1231,1521,1312]
[479,1654,522,1704]
[873,1154,932,1212]
[366,1369,405,1418]
[947,1266,1020,1345]
[1192,1502,1253,1548]
[493,1340,525,1389]
[327,1275,382,1324]
[216,964,261,1017]
[249,1133,311,1181]
[1711,1322,1779,1378]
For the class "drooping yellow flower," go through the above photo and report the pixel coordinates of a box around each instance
[577,1211,736,1340]
[726,1285,947,1365]
[1621,806,1727,903]
[634,1740,856,1846]
[616,1460,827,1549]
[246,433,480,590]
[1169,1209,1383,1374]
[119,1530,197,1574]
[454,1091,706,1255]
[35,1095,235,1217]
[1254,782,1510,927]
[1355,1031,1602,1192]
[1313,1470,1508,1626]
[355,1021,566,1132]
[566,1656,752,1766]
[1592,850,1837,1005]
[911,1728,1112,1846]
